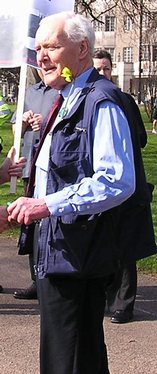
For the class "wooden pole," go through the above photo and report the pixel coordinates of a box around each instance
[10,63,27,193]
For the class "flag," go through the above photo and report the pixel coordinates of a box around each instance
[0,0,75,68]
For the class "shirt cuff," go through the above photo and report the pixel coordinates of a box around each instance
[44,190,75,216]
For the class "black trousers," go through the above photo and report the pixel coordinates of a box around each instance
[37,276,110,374]
[29,223,40,284]
[29,253,36,282]
[106,261,137,313]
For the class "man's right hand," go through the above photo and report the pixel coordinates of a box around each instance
[28,113,43,132]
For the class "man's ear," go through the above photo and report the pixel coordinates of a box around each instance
[79,39,89,59]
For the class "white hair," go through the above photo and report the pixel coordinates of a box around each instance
[37,12,95,56]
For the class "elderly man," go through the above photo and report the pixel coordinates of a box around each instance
[7,12,136,374]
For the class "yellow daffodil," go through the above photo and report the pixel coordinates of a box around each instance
[61,67,73,82]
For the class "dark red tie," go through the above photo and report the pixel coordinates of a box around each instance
[43,94,63,136]
[27,94,63,197]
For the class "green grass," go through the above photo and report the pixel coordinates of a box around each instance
[137,113,157,273]
[0,112,24,237]
[0,106,157,272]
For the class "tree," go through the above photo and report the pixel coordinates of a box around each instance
[75,0,157,120]
[0,67,20,100]
[75,0,151,21]
[140,11,157,120]
[0,68,20,85]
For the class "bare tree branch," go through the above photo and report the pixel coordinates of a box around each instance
[75,0,151,24]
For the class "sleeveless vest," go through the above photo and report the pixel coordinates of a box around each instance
[36,69,156,279]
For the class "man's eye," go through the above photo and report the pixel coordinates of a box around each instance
[48,46,61,51]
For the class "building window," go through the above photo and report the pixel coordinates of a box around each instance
[152,45,157,61]
[142,13,150,28]
[141,45,150,61]
[93,16,105,31]
[124,16,132,31]
[123,47,133,62]
[105,16,115,31]
[151,12,157,28]
[105,48,115,62]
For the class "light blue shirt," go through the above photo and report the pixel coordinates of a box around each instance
[34,68,135,216]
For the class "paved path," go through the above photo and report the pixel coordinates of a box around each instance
[106,273,157,374]
[0,237,157,373]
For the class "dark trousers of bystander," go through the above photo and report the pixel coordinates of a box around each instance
[106,262,137,313]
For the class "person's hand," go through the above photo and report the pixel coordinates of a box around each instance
[28,113,43,132]
[0,147,26,184]
[0,206,9,233]
[22,110,34,136]
[22,110,34,124]
[7,197,50,225]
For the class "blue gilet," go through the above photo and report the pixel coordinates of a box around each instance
[35,69,156,279]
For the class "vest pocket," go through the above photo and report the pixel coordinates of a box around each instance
[43,213,117,278]
[48,156,93,191]
[59,215,100,273]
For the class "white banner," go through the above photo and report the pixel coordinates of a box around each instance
[0,0,75,68]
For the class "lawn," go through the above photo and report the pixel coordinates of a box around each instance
[0,112,24,238]
[138,108,157,273]
[0,106,157,272]
[0,120,24,204]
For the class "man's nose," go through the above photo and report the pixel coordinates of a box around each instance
[38,48,49,62]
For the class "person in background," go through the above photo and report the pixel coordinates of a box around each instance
[152,99,157,134]
[0,146,26,292]
[93,49,152,324]
[11,71,57,300]
[93,49,112,80]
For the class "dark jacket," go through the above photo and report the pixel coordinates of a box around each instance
[11,82,58,179]
[28,69,156,278]
[110,92,156,263]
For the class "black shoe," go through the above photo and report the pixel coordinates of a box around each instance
[13,283,37,300]
[111,310,133,324]
[0,285,3,293]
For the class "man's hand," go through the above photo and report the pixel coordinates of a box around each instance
[22,111,42,134]
[7,197,50,225]
[28,113,43,132]
[21,110,34,136]
[0,147,26,185]
[22,110,34,124]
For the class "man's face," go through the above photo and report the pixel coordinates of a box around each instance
[93,57,112,80]
[35,20,84,90]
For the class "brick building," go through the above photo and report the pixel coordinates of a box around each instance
[88,1,157,100]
